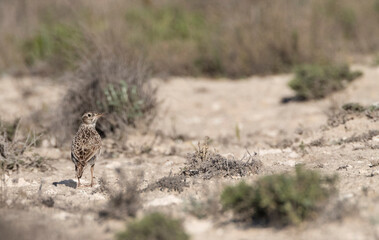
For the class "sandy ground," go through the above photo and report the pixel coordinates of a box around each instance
[0,66,379,240]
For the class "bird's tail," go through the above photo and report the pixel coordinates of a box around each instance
[76,164,85,178]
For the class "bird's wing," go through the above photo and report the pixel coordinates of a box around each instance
[72,132,101,165]
[73,141,101,165]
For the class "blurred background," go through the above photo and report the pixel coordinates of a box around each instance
[1,0,379,77]
[1,1,379,240]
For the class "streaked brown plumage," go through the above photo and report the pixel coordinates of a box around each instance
[71,112,104,187]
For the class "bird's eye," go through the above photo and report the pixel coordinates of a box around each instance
[87,113,91,117]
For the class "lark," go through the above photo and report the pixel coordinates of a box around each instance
[71,112,104,188]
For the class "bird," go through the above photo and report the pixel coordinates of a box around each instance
[71,112,104,188]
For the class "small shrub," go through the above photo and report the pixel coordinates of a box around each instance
[52,49,157,144]
[182,137,262,179]
[0,120,46,172]
[221,166,337,226]
[145,175,189,193]
[99,170,142,219]
[288,64,362,100]
[117,213,189,240]
[327,102,379,127]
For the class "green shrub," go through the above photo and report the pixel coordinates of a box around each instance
[52,50,157,144]
[221,166,337,226]
[22,23,83,72]
[288,64,362,100]
[116,213,189,240]
[101,81,144,123]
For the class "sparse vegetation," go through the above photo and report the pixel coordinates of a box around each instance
[116,212,189,240]
[327,102,379,127]
[52,49,157,144]
[182,138,262,179]
[2,0,379,77]
[145,175,189,193]
[342,102,366,112]
[341,102,379,117]
[221,166,337,226]
[0,120,46,172]
[288,64,362,100]
[99,170,142,219]
[22,22,83,74]
[344,130,379,143]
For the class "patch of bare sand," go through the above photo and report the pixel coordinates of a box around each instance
[0,75,66,122]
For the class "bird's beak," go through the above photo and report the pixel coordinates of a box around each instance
[95,113,105,118]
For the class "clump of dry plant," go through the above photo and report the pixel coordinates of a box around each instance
[0,120,47,172]
[99,170,143,219]
[52,48,157,145]
[145,137,262,194]
[182,137,262,179]
[145,175,189,193]
[327,102,379,127]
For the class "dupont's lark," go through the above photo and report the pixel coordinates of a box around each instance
[71,112,104,187]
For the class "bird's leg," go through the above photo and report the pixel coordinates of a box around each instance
[77,177,81,188]
[90,165,94,187]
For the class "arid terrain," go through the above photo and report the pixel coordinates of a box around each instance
[1,65,379,240]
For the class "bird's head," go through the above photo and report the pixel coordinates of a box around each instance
[81,112,104,126]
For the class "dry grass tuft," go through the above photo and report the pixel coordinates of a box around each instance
[0,120,47,172]
[145,175,189,193]
[145,137,261,193]
[99,170,143,219]
[182,137,262,179]
[344,130,379,143]
[327,102,379,127]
